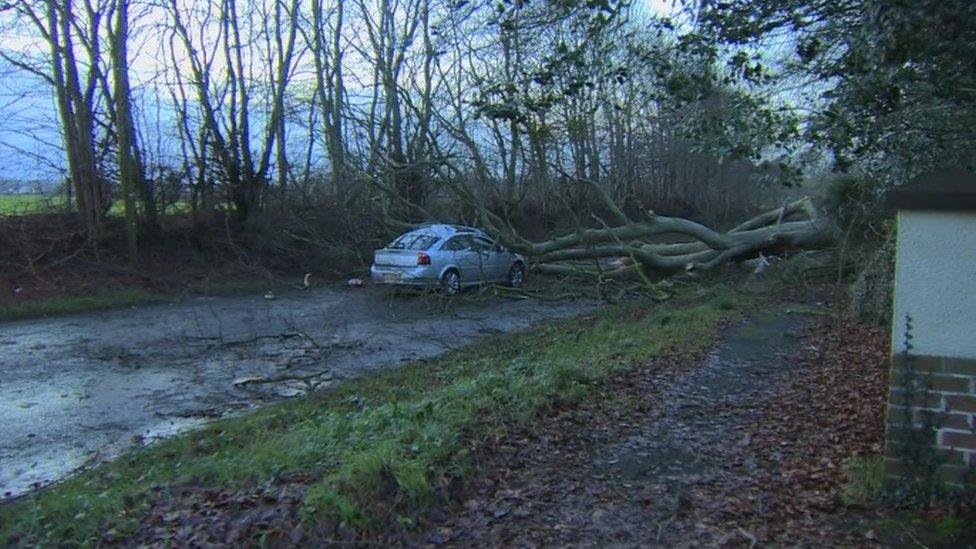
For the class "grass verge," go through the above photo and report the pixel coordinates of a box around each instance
[0,278,305,323]
[0,289,170,322]
[1,283,747,545]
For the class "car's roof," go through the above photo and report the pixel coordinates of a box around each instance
[406,224,489,239]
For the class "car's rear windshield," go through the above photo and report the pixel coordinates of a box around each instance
[388,233,439,250]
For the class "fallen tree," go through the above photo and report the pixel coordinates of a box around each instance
[469,180,836,280]
[379,160,837,284]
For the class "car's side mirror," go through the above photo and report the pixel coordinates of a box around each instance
[491,243,504,252]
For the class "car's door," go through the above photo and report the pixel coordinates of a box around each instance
[492,242,515,281]
[464,236,493,282]
[442,235,477,281]
[473,235,507,281]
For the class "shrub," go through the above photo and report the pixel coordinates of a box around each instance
[851,227,895,326]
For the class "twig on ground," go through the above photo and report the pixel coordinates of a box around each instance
[737,526,758,548]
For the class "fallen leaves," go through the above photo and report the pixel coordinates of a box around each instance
[119,299,902,547]
[658,313,891,545]
[398,307,893,546]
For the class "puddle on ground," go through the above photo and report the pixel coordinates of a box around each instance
[605,440,706,480]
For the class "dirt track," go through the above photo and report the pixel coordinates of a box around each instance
[394,308,894,547]
[0,286,595,499]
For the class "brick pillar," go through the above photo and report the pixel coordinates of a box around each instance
[884,171,976,492]
[885,354,976,487]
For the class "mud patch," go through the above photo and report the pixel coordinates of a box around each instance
[586,311,815,545]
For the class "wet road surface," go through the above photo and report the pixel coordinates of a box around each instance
[0,286,595,498]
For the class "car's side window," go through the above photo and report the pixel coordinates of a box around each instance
[442,236,471,251]
[473,237,494,252]
[441,237,459,251]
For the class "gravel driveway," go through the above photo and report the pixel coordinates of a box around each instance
[0,286,595,498]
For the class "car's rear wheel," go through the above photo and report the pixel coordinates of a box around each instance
[507,263,525,288]
[441,269,461,296]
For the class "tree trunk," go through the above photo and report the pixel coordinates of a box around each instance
[47,0,105,235]
[477,183,833,279]
[109,0,139,263]
[330,0,345,194]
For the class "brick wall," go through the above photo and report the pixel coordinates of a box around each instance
[885,354,976,487]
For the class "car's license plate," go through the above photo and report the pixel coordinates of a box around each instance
[383,273,401,283]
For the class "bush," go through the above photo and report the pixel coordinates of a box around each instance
[818,174,888,241]
[851,228,895,326]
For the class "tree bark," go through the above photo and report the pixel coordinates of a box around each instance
[41,0,106,235]
[109,0,139,263]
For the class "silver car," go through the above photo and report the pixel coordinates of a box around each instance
[370,224,527,295]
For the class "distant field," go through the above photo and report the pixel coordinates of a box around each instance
[0,194,189,217]
[0,194,66,214]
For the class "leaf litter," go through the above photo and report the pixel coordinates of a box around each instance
[125,298,969,547]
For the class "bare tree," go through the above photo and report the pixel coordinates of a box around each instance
[162,0,302,219]
[0,0,824,276]
[108,0,139,261]
[1,0,111,234]
[305,0,344,196]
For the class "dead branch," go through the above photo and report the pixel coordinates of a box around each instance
[233,370,334,393]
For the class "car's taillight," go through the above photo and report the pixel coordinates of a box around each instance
[417,252,431,265]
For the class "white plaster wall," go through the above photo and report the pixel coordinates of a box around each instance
[891,210,976,359]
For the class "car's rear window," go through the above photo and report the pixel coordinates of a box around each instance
[388,233,439,250]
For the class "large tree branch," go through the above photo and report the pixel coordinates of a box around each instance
[526,199,834,276]
[515,198,815,257]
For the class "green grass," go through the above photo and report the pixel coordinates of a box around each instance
[0,278,305,323]
[0,289,171,322]
[0,285,746,545]
[0,194,190,217]
[841,454,885,505]
[0,194,66,214]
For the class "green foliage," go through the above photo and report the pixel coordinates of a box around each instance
[468,0,628,124]
[677,86,801,169]
[818,175,888,239]
[0,288,743,545]
[696,0,976,181]
[851,230,895,326]
[934,515,970,540]
[467,0,799,178]
[874,512,976,547]
[841,454,885,505]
